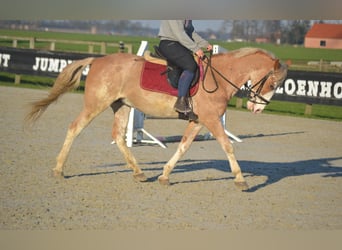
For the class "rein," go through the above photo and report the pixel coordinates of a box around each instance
[200,53,273,105]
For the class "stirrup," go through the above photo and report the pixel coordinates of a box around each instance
[178,111,199,122]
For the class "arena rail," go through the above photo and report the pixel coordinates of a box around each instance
[0,35,132,54]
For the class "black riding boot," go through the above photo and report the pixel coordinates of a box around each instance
[174,96,192,113]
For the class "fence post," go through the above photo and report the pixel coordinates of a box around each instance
[88,45,94,53]
[305,103,312,115]
[50,41,55,51]
[29,37,35,49]
[235,97,243,108]
[119,41,125,53]
[12,39,20,84]
[100,42,106,54]
[126,44,132,54]
[14,75,21,85]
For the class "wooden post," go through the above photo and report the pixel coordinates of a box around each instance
[126,44,132,54]
[119,41,124,53]
[305,103,312,115]
[29,37,35,49]
[49,41,55,51]
[88,45,94,53]
[100,42,106,54]
[236,97,243,108]
[14,75,21,85]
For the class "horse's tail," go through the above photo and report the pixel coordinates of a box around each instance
[25,57,95,126]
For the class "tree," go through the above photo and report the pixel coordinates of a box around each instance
[262,20,282,43]
[231,20,245,41]
[281,20,311,45]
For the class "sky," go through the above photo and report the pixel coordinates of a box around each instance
[1,1,341,20]
[135,20,224,32]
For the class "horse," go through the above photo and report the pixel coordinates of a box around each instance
[25,47,288,191]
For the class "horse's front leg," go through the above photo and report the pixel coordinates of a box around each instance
[111,103,147,182]
[158,121,203,185]
[205,118,249,191]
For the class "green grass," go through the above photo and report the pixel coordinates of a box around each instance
[2,28,342,65]
[0,29,159,54]
[212,40,342,61]
[266,99,342,120]
[228,97,342,121]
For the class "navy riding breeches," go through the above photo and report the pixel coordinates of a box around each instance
[158,40,197,73]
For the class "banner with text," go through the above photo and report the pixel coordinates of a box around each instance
[0,46,102,78]
[273,70,342,106]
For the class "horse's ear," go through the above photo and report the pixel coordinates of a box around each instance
[274,59,280,70]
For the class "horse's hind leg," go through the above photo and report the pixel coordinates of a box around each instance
[110,103,147,182]
[53,107,104,177]
[158,121,203,185]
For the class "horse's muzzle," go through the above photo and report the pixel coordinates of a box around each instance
[247,100,266,114]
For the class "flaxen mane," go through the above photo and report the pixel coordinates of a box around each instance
[231,47,276,59]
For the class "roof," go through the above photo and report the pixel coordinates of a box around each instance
[306,23,342,39]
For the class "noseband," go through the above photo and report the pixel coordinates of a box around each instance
[201,53,274,105]
[245,71,273,105]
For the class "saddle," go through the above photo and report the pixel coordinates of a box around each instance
[143,46,200,89]
[141,46,201,121]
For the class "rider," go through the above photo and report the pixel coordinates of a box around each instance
[158,20,213,115]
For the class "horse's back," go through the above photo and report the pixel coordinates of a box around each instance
[86,53,144,84]
[92,53,142,69]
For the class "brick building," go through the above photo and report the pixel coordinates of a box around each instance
[304,23,342,49]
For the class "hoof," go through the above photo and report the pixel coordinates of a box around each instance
[52,169,64,178]
[133,172,147,182]
[234,181,249,191]
[158,176,170,186]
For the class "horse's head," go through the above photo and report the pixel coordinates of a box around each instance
[247,58,288,114]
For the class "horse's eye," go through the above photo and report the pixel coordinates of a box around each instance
[270,84,275,90]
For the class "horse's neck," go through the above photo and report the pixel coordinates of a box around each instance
[213,53,273,89]
[211,54,251,89]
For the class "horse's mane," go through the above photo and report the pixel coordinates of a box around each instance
[214,47,276,60]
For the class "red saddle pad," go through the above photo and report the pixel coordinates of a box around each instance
[140,61,199,97]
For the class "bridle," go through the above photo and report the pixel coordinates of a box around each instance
[200,52,274,105]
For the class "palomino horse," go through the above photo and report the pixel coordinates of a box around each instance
[26,47,287,191]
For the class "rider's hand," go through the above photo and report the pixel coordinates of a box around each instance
[195,49,205,58]
[207,44,213,51]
